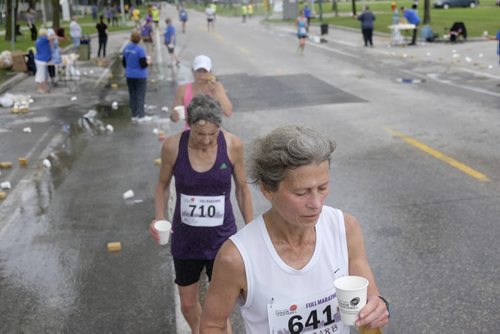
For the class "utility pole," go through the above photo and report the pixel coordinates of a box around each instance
[11,0,15,50]
[120,0,125,25]
[41,0,47,26]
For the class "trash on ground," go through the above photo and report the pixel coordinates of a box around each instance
[111,101,118,110]
[106,124,114,133]
[18,157,28,167]
[111,83,118,89]
[0,192,6,200]
[84,109,97,119]
[71,96,77,101]
[153,128,159,135]
[42,159,51,169]
[396,78,425,84]
[154,158,161,166]
[0,181,11,190]
[0,162,13,169]
[23,127,32,133]
[0,51,13,69]
[107,242,122,252]
[1,93,33,110]
[161,106,169,112]
[123,190,134,200]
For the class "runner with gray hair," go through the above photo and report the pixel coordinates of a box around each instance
[248,125,336,191]
[152,94,253,334]
[187,94,223,127]
[201,125,390,333]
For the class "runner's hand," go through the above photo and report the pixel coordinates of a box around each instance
[170,109,179,122]
[355,295,389,329]
[149,220,160,244]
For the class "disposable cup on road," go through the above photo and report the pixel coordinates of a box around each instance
[154,220,172,245]
[123,190,134,200]
[334,275,369,326]
[174,106,185,120]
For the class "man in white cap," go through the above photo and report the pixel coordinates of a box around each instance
[171,55,232,125]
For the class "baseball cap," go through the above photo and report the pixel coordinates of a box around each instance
[192,55,212,72]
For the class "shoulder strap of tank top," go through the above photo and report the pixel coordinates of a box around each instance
[217,131,231,166]
[176,130,190,166]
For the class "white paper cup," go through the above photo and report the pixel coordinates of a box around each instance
[123,190,134,200]
[334,276,369,326]
[174,105,185,120]
[154,220,172,245]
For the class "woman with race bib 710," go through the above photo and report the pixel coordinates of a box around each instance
[200,125,390,333]
[151,94,253,333]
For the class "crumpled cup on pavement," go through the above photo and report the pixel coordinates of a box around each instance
[123,190,134,200]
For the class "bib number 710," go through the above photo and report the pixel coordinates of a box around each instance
[189,204,216,218]
[288,305,337,334]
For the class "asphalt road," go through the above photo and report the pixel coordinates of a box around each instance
[1,4,499,333]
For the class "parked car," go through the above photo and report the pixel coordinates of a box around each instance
[434,0,479,8]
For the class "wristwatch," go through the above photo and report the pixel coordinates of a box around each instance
[378,296,391,319]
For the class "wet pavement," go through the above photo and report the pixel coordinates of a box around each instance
[1,4,500,333]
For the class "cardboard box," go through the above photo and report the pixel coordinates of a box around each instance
[11,51,27,72]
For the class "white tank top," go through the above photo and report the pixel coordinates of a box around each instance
[230,206,350,334]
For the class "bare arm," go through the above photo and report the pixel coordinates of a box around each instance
[154,135,179,220]
[345,213,389,329]
[213,81,233,117]
[200,240,247,333]
[225,132,253,224]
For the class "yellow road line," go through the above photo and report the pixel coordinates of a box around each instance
[385,127,489,182]
[212,32,224,41]
[239,47,249,54]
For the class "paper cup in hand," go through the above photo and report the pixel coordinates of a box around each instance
[334,276,369,326]
[154,220,172,245]
[174,106,185,120]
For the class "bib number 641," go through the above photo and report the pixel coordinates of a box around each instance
[288,305,337,334]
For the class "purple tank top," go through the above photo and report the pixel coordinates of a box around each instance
[171,130,236,259]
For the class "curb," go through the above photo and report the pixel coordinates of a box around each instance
[0,72,29,95]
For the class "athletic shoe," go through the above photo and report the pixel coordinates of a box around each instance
[137,116,152,123]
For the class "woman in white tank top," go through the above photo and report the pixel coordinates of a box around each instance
[200,125,390,333]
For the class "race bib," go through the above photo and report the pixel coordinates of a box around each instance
[267,287,346,334]
[180,194,225,227]
[299,27,307,35]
